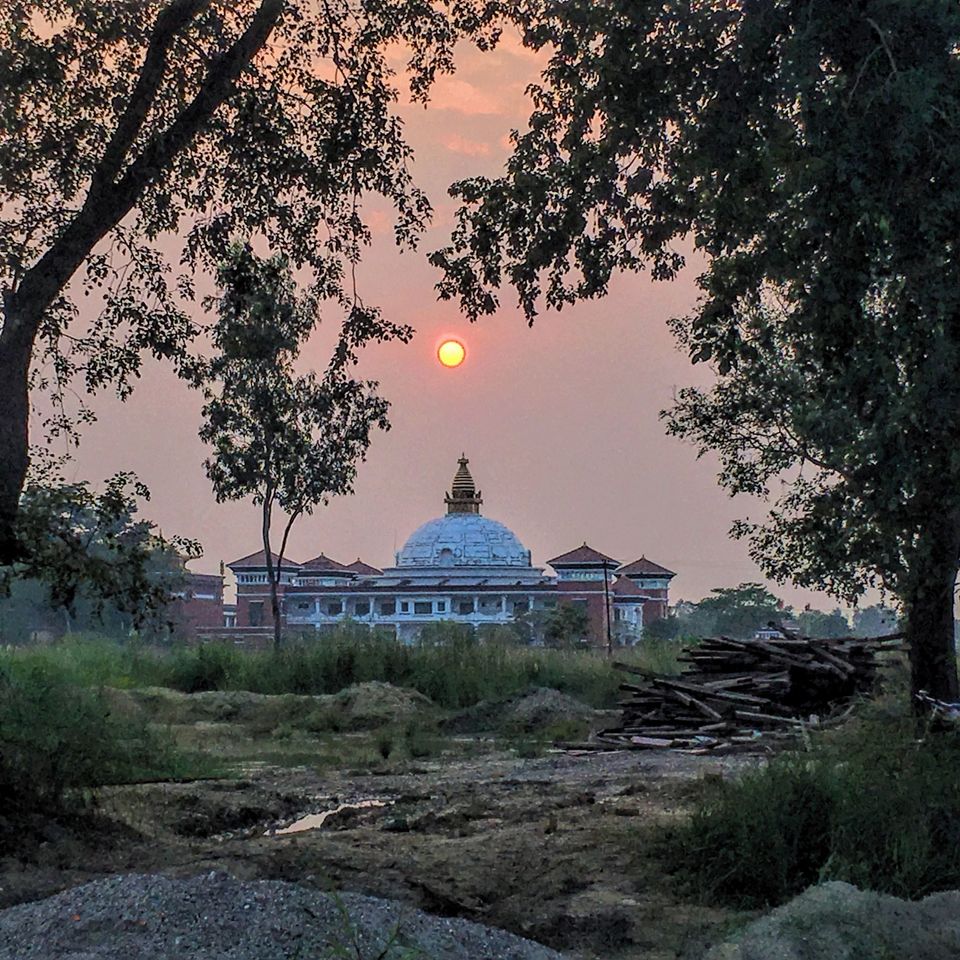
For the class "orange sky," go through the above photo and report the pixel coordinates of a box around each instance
[54,35,856,613]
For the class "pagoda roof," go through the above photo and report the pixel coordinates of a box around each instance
[301,553,351,572]
[345,558,384,576]
[617,556,676,578]
[611,575,646,598]
[547,543,619,567]
[227,550,301,569]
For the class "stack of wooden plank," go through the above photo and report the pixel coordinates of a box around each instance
[587,630,903,754]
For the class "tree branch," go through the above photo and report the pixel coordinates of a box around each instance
[92,0,213,192]
[113,0,284,219]
[865,17,899,78]
[3,0,284,349]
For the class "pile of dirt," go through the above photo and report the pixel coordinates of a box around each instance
[0,872,568,960]
[105,682,435,734]
[326,681,435,731]
[444,687,598,734]
[104,687,302,726]
[706,881,960,960]
[505,688,598,732]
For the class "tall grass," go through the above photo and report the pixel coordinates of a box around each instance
[664,706,960,907]
[0,626,684,709]
[0,658,204,830]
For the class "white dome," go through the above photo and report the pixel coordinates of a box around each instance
[397,514,532,568]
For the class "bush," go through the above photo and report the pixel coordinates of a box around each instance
[165,642,239,692]
[0,661,196,822]
[665,708,960,907]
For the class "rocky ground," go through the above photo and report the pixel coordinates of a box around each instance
[0,685,759,959]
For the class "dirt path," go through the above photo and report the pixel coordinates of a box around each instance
[0,746,755,960]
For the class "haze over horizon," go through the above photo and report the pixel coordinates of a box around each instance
[42,35,861,615]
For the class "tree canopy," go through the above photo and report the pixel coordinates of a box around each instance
[201,243,393,648]
[432,0,960,699]
[4,465,198,636]
[0,0,504,561]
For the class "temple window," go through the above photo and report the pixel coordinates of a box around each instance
[326,601,343,616]
[414,601,432,615]
[355,601,370,616]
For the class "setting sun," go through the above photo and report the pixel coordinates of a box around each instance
[437,338,466,368]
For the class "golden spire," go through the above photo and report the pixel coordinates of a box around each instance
[445,455,483,515]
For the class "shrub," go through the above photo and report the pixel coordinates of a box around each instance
[665,708,960,907]
[165,642,239,692]
[0,661,196,823]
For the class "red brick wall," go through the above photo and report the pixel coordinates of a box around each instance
[235,582,292,628]
[173,574,224,638]
[556,582,611,646]
[641,598,668,624]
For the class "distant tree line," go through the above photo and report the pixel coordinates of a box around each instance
[643,582,900,643]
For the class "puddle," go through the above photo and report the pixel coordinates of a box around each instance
[268,798,392,836]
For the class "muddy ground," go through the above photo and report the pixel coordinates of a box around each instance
[0,688,760,960]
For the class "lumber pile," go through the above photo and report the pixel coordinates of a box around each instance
[588,630,903,754]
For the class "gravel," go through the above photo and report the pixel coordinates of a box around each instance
[705,880,960,960]
[0,872,568,960]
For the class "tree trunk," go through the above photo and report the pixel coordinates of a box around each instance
[903,518,960,705]
[0,310,37,564]
[261,498,282,653]
[0,0,283,563]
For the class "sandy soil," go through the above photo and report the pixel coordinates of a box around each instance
[0,733,761,960]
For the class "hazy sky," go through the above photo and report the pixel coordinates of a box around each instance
[50,34,853,612]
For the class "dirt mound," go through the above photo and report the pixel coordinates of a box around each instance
[327,681,435,731]
[706,881,960,960]
[111,687,315,726]
[444,687,597,734]
[106,682,434,734]
[506,688,597,731]
[0,871,568,960]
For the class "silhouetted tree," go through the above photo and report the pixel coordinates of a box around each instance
[0,0,502,562]
[433,2,960,701]
[201,244,392,650]
[5,467,198,635]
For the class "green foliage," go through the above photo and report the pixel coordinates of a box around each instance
[694,583,786,639]
[3,470,199,636]
[0,660,198,823]
[543,604,590,647]
[648,586,856,642]
[852,604,901,638]
[165,642,239,693]
[666,710,960,908]
[797,608,851,639]
[642,615,688,643]
[3,627,680,709]
[8,635,170,688]
[1,0,499,417]
[432,1,960,696]
[0,0,505,563]
[322,894,425,960]
[201,244,399,650]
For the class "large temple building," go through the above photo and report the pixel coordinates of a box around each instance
[226,457,675,645]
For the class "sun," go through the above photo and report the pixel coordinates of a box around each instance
[437,338,466,368]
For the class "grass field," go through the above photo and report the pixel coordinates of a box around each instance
[0,625,683,709]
